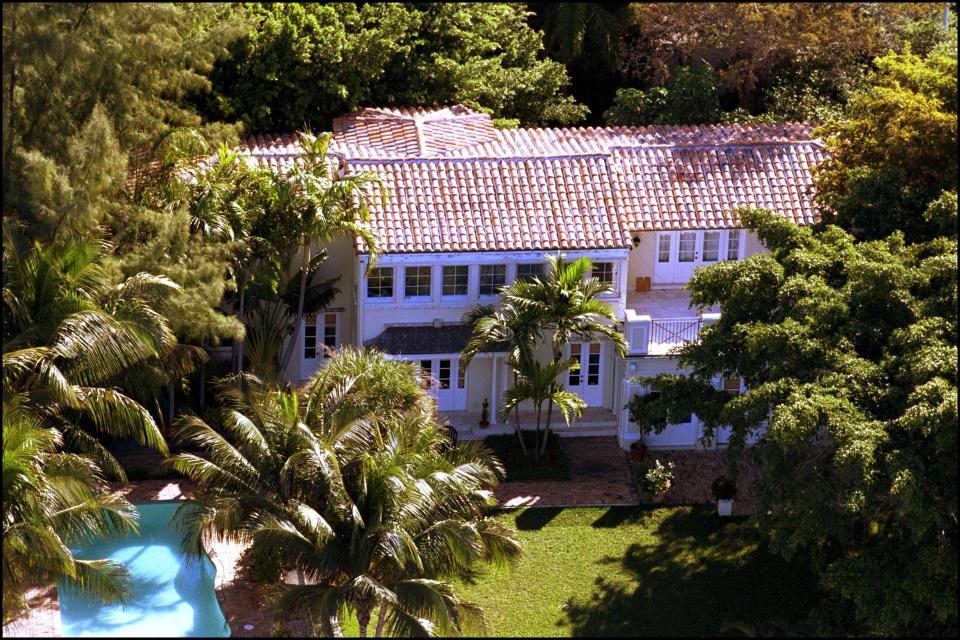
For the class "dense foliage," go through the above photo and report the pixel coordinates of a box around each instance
[200,3,586,132]
[168,349,521,636]
[627,209,957,635]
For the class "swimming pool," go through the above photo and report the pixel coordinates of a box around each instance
[59,501,231,637]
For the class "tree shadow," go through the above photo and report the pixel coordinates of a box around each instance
[514,507,566,531]
[563,506,820,637]
[591,506,656,529]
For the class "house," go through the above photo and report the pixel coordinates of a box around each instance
[233,105,826,450]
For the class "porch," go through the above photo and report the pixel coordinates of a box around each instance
[443,406,619,440]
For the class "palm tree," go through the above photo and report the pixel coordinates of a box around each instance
[274,132,384,376]
[2,395,139,625]
[501,355,586,461]
[3,236,174,479]
[461,304,539,455]
[167,350,521,637]
[539,2,631,66]
[505,254,627,455]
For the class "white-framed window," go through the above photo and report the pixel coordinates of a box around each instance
[591,262,615,285]
[404,266,432,299]
[678,232,697,262]
[702,231,721,262]
[322,313,337,351]
[723,376,742,395]
[479,264,506,296]
[419,359,433,387]
[726,230,741,261]
[367,267,394,299]
[657,234,672,263]
[569,343,582,386]
[515,263,544,283]
[304,315,317,359]
[441,265,469,297]
[438,359,452,389]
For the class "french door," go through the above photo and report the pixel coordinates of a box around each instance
[653,230,742,284]
[567,341,604,406]
[418,357,467,411]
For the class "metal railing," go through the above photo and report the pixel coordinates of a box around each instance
[649,318,702,346]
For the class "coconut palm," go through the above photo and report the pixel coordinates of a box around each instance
[168,350,521,637]
[2,395,139,625]
[274,132,384,375]
[2,236,175,479]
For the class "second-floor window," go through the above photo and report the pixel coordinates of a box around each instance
[304,312,338,359]
[591,262,615,286]
[442,265,469,296]
[726,230,741,260]
[405,266,432,298]
[479,264,506,295]
[515,263,544,283]
[702,231,721,262]
[367,267,393,299]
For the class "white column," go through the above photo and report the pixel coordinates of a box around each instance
[490,355,498,425]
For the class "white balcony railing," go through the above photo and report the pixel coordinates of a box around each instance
[624,310,720,356]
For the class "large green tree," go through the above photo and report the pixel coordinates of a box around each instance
[200,2,587,132]
[628,208,957,635]
[813,49,958,243]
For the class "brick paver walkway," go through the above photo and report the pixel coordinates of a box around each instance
[494,436,641,507]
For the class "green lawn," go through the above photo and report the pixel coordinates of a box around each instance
[457,505,820,637]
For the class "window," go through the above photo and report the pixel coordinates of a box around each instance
[405,266,432,298]
[438,359,451,389]
[419,360,433,387]
[592,262,615,285]
[515,263,544,283]
[587,343,600,385]
[569,343,582,386]
[367,267,393,299]
[457,361,466,389]
[442,265,469,296]
[678,232,696,262]
[479,264,506,295]
[723,377,742,395]
[304,315,317,359]
[323,313,337,351]
[657,234,671,263]
[726,230,741,261]
[702,231,720,262]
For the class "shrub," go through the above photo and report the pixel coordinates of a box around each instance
[483,432,570,481]
[637,459,675,496]
[239,539,285,584]
[711,475,737,500]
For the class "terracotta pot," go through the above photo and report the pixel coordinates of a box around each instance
[630,442,647,461]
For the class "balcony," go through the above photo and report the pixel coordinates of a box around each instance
[624,289,719,356]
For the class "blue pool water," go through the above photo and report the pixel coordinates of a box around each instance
[59,502,231,637]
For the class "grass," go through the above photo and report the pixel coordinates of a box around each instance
[483,432,570,481]
[457,505,820,637]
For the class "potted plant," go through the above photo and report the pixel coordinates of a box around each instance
[478,398,490,429]
[629,440,647,461]
[711,475,737,516]
[637,459,674,503]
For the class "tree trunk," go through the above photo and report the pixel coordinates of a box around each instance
[540,396,555,457]
[512,372,528,455]
[278,243,310,375]
[374,602,388,637]
[329,614,344,638]
[357,600,372,638]
[534,402,543,462]
[233,269,247,376]
[4,7,16,170]
[167,382,175,427]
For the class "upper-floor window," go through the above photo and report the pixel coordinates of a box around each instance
[726,230,741,260]
[657,234,671,263]
[404,266,432,298]
[723,376,742,395]
[367,267,393,299]
[515,263,544,283]
[479,264,506,296]
[591,262,615,285]
[702,231,721,262]
[442,265,469,296]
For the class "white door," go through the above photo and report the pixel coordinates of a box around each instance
[300,312,339,382]
[653,232,675,283]
[568,341,604,406]
[419,357,467,411]
[672,231,701,282]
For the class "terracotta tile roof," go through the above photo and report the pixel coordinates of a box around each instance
[235,106,827,254]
